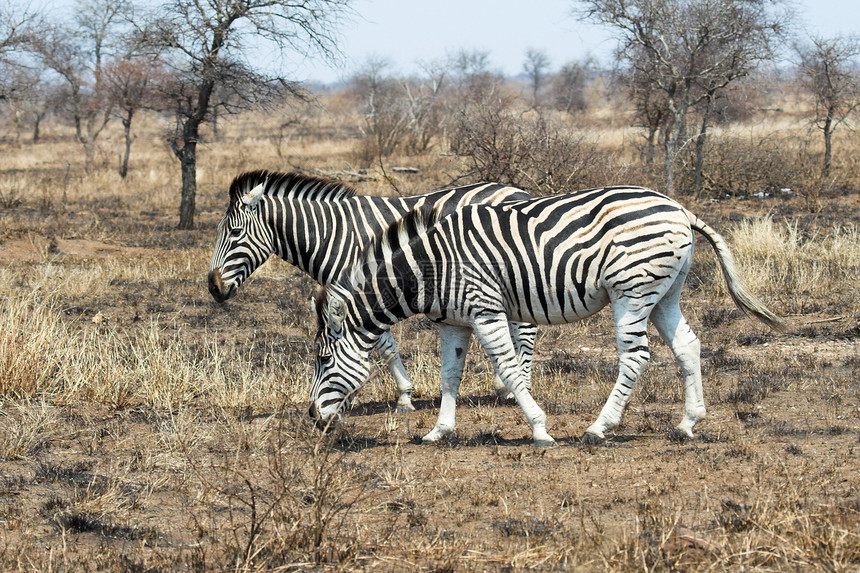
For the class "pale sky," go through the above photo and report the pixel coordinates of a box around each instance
[286,0,860,84]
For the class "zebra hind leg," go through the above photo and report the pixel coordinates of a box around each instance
[513,322,536,392]
[422,324,471,443]
[375,330,416,413]
[651,294,705,441]
[582,300,653,445]
[491,322,537,400]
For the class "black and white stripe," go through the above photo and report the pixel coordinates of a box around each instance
[310,185,787,445]
[207,170,536,411]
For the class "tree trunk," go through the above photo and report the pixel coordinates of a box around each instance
[171,56,219,228]
[178,141,197,230]
[664,112,683,195]
[694,94,714,195]
[645,125,657,165]
[822,113,833,178]
[663,87,691,195]
[83,140,95,174]
[120,109,134,179]
[172,97,208,230]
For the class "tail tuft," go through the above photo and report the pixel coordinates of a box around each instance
[685,209,789,334]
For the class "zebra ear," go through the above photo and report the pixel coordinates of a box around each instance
[328,295,347,330]
[240,182,266,209]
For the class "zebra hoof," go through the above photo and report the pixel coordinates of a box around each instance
[395,402,416,414]
[580,432,604,446]
[421,428,447,443]
[668,428,692,443]
[533,438,556,448]
[494,389,515,402]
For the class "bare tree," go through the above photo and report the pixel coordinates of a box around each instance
[0,0,46,108]
[351,57,448,167]
[444,48,505,142]
[625,57,669,166]
[34,0,133,173]
[0,0,35,51]
[105,57,168,177]
[552,57,594,114]
[351,57,408,162]
[5,67,59,143]
[401,58,450,154]
[795,34,860,179]
[523,47,550,108]
[450,49,499,101]
[29,79,62,143]
[145,0,351,230]
[576,0,788,194]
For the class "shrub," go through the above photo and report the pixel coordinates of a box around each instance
[449,98,624,194]
[677,131,820,199]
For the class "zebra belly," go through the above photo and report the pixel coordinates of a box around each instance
[426,265,612,327]
[482,246,612,326]
[503,283,610,326]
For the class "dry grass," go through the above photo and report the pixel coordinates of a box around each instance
[0,96,858,571]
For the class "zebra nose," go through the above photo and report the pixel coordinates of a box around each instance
[208,270,228,303]
[308,402,320,420]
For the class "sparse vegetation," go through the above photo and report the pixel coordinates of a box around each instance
[1,32,859,572]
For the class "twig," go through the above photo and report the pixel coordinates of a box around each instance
[802,315,847,325]
[377,156,403,196]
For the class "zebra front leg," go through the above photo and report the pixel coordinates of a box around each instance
[583,301,653,445]
[422,324,471,443]
[651,297,705,440]
[491,322,537,400]
[472,315,554,447]
[375,330,415,413]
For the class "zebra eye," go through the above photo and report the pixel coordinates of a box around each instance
[229,227,243,238]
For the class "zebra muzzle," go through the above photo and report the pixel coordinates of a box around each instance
[309,403,343,432]
[208,270,233,303]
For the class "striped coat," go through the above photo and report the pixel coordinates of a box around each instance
[310,186,787,445]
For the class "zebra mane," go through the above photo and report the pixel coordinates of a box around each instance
[313,285,329,328]
[350,203,442,280]
[227,170,356,209]
[314,204,435,318]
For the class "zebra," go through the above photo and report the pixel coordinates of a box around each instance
[207,170,537,412]
[309,185,788,446]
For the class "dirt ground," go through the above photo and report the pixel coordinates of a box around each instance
[0,189,858,570]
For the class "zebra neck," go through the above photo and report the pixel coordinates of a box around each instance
[264,198,366,285]
[266,195,422,286]
[357,237,438,326]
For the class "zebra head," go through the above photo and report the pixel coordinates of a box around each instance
[308,286,372,426]
[208,177,274,303]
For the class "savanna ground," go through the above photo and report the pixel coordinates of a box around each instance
[1,102,859,571]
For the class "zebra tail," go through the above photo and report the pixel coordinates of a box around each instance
[684,209,789,333]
